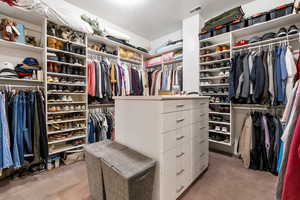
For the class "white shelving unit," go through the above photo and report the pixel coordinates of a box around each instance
[199,13,300,150]
[45,20,88,155]
[199,33,232,146]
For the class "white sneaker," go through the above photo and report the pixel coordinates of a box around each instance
[62,95,68,102]
[222,127,228,132]
[215,126,221,131]
[67,96,73,102]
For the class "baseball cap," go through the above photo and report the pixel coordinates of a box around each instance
[0,62,17,77]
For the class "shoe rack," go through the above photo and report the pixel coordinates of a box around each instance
[199,33,232,147]
[45,20,88,155]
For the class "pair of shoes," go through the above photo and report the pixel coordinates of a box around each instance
[277,25,299,37]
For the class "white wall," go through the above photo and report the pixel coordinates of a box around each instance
[61,0,151,49]
[182,14,200,92]
[150,30,182,53]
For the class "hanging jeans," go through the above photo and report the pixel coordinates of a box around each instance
[12,92,28,167]
[88,119,95,144]
[25,92,35,154]
[0,93,13,169]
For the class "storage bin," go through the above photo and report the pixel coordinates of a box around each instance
[85,140,156,200]
[212,25,228,36]
[270,3,294,20]
[248,12,270,26]
[229,19,248,31]
[199,30,212,40]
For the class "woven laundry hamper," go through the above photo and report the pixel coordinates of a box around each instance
[85,140,127,200]
[101,142,156,200]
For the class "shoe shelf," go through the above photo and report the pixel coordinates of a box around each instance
[47,35,86,48]
[45,20,88,156]
[199,66,230,72]
[209,112,230,116]
[200,33,232,147]
[200,75,229,80]
[209,103,230,106]
[199,58,230,65]
[200,83,229,87]
[48,135,86,145]
[199,50,231,58]
[199,41,230,51]
[0,39,44,53]
[48,110,87,115]
[48,127,86,135]
[49,144,84,155]
[208,129,231,135]
[47,92,86,95]
[48,101,86,105]
[208,139,231,146]
[47,82,86,87]
[208,121,230,125]
[88,48,119,59]
[47,60,85,68]
[47,72,86,79]
[202,93,229,96]
[47,48,86,59]
[47,118,87,125]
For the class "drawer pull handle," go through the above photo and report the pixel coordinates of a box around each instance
[200,126,206,130]
[200,103,207,105]
[176,118,185,123]
[177,186,184,193]
[176,169,185,176]
[200,140,206,144]
[176,152,185,158]
[200,113,205,117]
[200,153,205,158]
[176,136,185,141]
[176,104,185,108]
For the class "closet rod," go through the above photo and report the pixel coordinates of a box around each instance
[0,84,43,88]
[233,37,299,52]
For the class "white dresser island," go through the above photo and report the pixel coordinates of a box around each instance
[114,96,210,200]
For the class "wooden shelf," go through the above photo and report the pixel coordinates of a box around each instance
[200,50,230,58]
[208,121,230,125]
[208,130,231,135]
[209,139,231,146]
[49,144,84,155]
[47,48,86,59]
[200,58,230,65]
[0,39,43,53]
[48,127,86,135]
[48,135,86,145]
[88,49,118,59]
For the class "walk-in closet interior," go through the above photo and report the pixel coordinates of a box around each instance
[0,0,300,200]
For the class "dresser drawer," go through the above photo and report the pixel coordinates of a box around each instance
[161,126,190,153]
[191,100,209,110]
[191,109,208,123]
[191,122,208,140]
[162,100,191,114]
[161,111,191,133]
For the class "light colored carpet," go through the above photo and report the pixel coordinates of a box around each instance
[0,152,277,200]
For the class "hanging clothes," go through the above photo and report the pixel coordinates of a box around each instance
[88,110,114,143]
[276,80,300,200]
[0,89,47,171]
[238,111,283,174]
[230,45,297,106]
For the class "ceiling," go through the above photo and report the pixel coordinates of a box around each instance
[65,0,253,40]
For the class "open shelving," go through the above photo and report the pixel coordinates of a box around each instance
[45,20,88,155]
[199,33,232,147]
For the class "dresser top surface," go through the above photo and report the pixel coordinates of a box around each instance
[113,95,210,101]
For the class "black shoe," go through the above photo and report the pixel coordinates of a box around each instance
[277,27,288,37]
[288,25,298,35]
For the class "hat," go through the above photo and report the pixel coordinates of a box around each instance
[0,62,17,77]
[262,32,276,40]
[23,57,39,66]
[249,36,262,43]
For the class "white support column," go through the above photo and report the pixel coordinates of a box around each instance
[182,14,201,92]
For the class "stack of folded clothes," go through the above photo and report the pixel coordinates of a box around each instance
[0,57,42,80]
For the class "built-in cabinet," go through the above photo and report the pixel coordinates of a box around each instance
[114,96,209,200]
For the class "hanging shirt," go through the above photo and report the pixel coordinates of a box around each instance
[88,62,96,96]
[285,47,297,101]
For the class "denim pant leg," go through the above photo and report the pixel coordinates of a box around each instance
[12,94,21,167]
[19,92,27,165]
[24,92,33,154]
[0,94,13,169]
